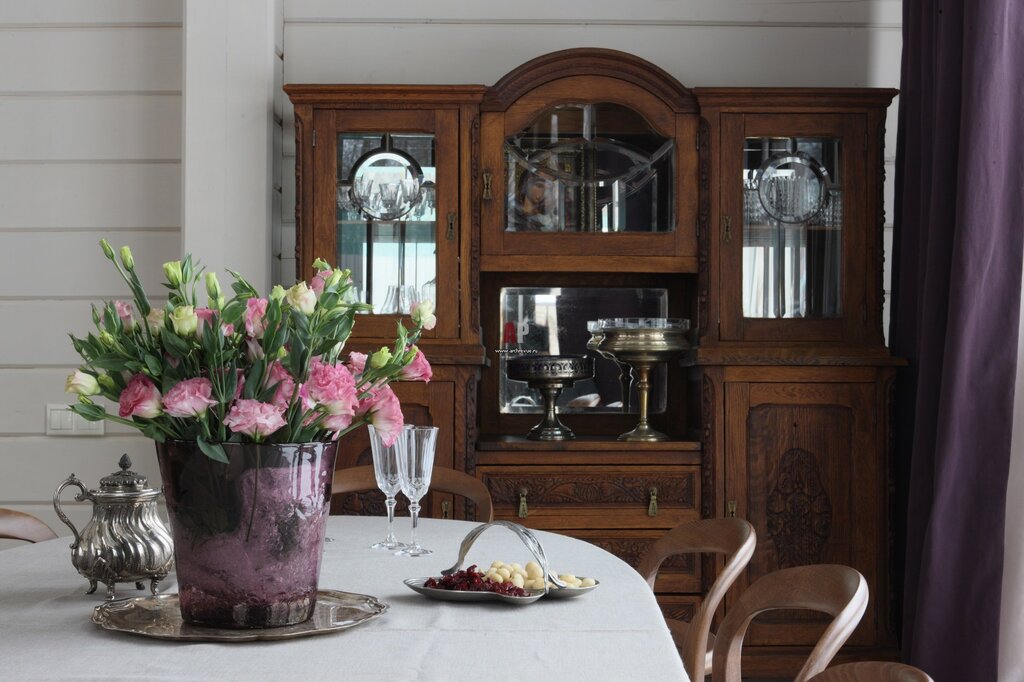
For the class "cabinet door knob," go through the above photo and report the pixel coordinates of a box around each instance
[446,212,456,240]
[482,172,493,200]
[648,487,659,517]
[441,500,450,519]
[518,488,529,518]
[727,500,737,518]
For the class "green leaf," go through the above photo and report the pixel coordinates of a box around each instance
[70,403,107,421]
[162,329,191,358]
[144,354,163,376]
[197,436,229,463]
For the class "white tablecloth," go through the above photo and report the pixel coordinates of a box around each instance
[0,516,688,681]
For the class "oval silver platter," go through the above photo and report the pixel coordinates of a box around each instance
[543,580,600,599]
[404,577,544,605]
[404,577,599,603]
[91,589,388,642]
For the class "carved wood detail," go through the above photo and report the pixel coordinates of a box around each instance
[660,602,697,624]
[485,474,694,506]
[470,114,482,333]
[701,374,715,520]
[766,447,833,568]
[293,111,305,262]
[876,118,888,342]
[697,116,711,339]
[587,537,696,574]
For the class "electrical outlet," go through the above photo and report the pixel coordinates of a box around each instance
[46,404,104,436]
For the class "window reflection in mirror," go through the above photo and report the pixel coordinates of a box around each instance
[504,103,675,233]
[498,287,669,414]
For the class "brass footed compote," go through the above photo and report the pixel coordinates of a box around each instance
[506,355,594,440]
[597,319,690,442]
[586,320,634,412]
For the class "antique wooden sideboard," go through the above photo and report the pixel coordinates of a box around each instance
[286,48,899,675]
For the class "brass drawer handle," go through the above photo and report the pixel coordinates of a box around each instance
[648,487,658,517]
[518,488,528,518]
[441,500,450,519]
[482,172,493,200]
[727,500,737,518]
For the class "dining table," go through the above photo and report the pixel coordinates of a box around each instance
[0,516,689,681]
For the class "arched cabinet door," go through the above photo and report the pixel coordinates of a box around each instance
[479,49,700,274]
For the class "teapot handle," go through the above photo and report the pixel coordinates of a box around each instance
[53,475,90,549]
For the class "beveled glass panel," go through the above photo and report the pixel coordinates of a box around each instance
[742,137,842,319]
[504,103,674,233]
[497,286,668,414]
[336,132,437,313]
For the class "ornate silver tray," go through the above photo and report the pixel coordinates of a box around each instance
[91,589,388,642]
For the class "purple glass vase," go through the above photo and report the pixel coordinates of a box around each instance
[155,440,338,628]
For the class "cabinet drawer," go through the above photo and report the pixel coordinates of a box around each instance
[479,465,699,529]
[567,529,701,593]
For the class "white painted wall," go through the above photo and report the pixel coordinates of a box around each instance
[1,0,901,550]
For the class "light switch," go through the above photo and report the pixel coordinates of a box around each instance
[46,404,104,436]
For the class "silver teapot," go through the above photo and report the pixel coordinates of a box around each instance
[53,454,173,600]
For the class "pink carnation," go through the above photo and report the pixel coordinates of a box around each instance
[348,351,367,376]
[264,361,296,410]
[223,399,286,439]
[310,269,332,297]
[244,298,268,339]
[162,378,217,418]
[306,358,358,417]
[356,385,404,446]
[118,374,163,419]
[113,300,134,329]
[400,348,432,382]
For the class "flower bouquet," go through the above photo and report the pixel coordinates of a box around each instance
[66,240,437,627]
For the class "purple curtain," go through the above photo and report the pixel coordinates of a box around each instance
[891,0,1024,679]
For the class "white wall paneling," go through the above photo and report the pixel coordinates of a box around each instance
[0,4,182,546]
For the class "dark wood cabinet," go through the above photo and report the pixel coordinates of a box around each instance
[287,51,900,674]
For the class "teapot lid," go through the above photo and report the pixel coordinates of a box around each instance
[99,454,149,491]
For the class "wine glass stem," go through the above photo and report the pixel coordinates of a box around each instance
[409,501,421,548]
[385,496,398,542]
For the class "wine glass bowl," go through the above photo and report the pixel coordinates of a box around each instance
[395,425,438,557]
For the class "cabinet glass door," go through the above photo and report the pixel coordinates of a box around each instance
[315,109,458,339]
[741,136,842,319]
[720,113,866,342]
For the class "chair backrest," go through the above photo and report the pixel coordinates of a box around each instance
[635,518,756,681]
[331,465,495,523]
[0,508,57,543]
[712,564,869,682]
[809,662,934,682]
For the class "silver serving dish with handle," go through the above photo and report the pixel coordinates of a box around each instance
[53,454,173,600]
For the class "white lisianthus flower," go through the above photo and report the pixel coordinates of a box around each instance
[169,305,198,336]
[411,299,437,331]
[65,370,100,396]
[146,309,165,335]
[286,282,317,315]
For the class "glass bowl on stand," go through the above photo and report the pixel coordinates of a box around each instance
[596,318,690,442]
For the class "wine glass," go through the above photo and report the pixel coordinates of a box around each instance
[395,425,438,557]
[368,424,408,550]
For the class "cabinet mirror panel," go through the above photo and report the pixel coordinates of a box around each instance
[336,132,437,314]
[742,136,842,319]
[498,286,668,414]
[504,103,675,234]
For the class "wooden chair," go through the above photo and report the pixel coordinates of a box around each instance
[0,508,57,543]
[635,518,756,681]
[712,564,869,682]
[331,465,495,523]
[809,662,934,682]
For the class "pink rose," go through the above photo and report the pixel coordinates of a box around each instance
[306,358,358,417]
[356,385,404,446]
[348,351,367,376]
[264,361,295,410]
[400,348,432,383]
[162,378,217,418]
[223,399,286,439]
[118,374,162,419]
[244,298,268,338]
[113,300,135,329]
[310,268,332,297]
[194,307,215,338]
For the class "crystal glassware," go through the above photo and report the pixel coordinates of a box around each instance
[368,424,408,550]
[395,425,438,557]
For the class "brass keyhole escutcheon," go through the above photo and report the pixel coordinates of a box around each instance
[648,487,659,517]
[518,488,528,518]
[441,500,450,519]
[482,172,493,200]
